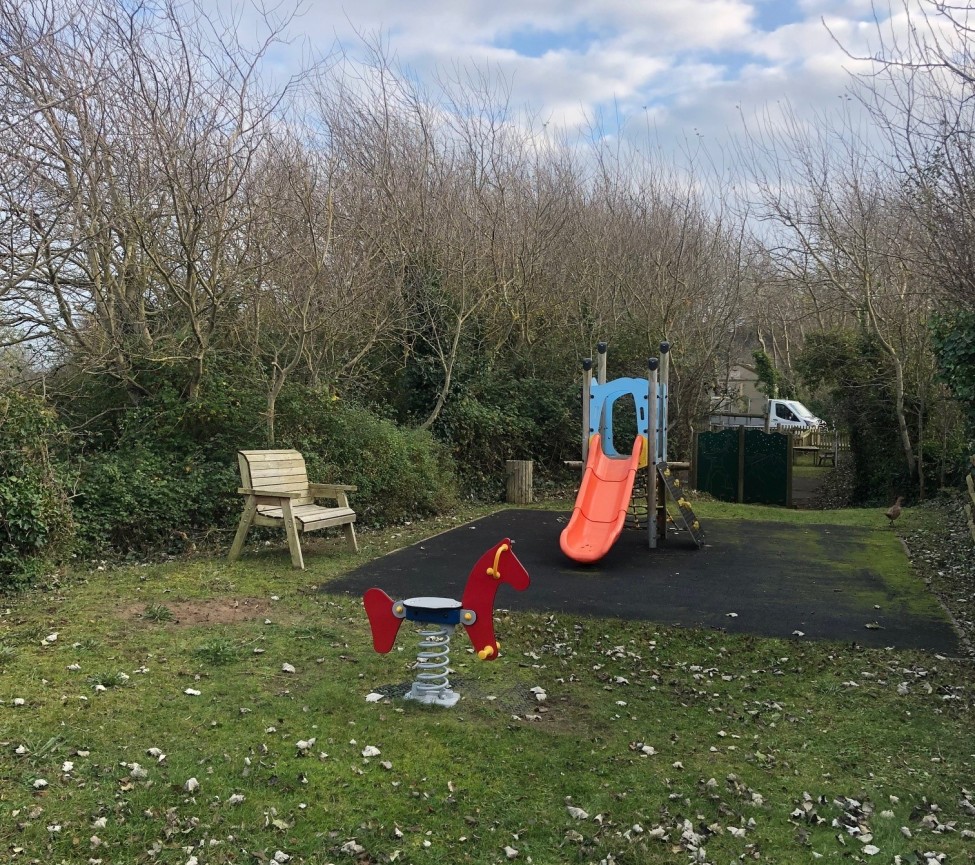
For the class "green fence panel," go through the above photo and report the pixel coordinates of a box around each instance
[742,428,790,506]
[695,428,740,502]
[695,428,791,505]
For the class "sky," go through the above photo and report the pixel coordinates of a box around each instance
[218,0,903,159]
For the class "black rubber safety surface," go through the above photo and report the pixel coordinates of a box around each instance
[325,509,959,653]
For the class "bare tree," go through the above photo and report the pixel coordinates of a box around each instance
[313,47,508,429]
[238,141,339,443]
[0,0,305,402]
[838,1,975,311]
[741,101,943,480]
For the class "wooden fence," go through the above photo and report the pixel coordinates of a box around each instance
[799,429,851,452]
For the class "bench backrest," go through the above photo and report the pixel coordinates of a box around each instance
[238,449,312,505]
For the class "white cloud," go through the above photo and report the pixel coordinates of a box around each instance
[205,0,923,154]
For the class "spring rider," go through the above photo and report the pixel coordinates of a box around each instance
[363,538,530,707]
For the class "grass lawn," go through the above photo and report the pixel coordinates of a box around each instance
[1,502,973,864]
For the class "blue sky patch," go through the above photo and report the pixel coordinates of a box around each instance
[494,21,605,58]
[751,0,805,32]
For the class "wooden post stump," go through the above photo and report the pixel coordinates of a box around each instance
[505,460,533,504]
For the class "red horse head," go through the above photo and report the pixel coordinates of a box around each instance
[460,538,530,660]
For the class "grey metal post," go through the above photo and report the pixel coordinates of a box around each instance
[659,341,670,464]
[658,342,670,540]
[648,357,659,549]
[596,341,608,442]
[581,358,593,467]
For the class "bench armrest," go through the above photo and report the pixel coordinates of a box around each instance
[308,483,357,497]
[237,487,305,498]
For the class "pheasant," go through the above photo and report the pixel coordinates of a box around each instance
[885,496,904,527]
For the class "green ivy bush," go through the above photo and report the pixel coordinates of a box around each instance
[797,330,912,503]
[0,390,74,588]
[931,311,975,444]
[438,395,526,497]
[74,447,239,557]
[436,376,575,498]
[70,370,458,556]
[69,365,262,557]
[275,391,457,526]
[920,433,968,490]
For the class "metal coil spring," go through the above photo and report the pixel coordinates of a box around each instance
[411,624,452,699]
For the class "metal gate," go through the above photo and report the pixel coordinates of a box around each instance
[693,428,791,506]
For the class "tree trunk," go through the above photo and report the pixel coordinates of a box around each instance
[505,460,533,504]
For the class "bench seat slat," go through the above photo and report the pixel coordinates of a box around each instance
[257,504,356,529]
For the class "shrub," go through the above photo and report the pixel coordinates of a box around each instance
[436,376,576,498]
[796,329,912,503]
[68,362,262,556]
[73,446,239,557]
[931,311,975,444]
[0,389,74,589]
[71,379,458,556]
[275,392,457,526]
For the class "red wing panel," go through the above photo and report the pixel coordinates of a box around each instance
[363,587,403,653]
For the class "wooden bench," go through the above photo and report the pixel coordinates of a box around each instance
[816,448,836,467]
[228,449,358,570]
[792,445,819,465]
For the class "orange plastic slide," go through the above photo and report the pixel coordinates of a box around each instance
[560,434,643,564]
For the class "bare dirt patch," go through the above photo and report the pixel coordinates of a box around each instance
[120,597,273,626]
